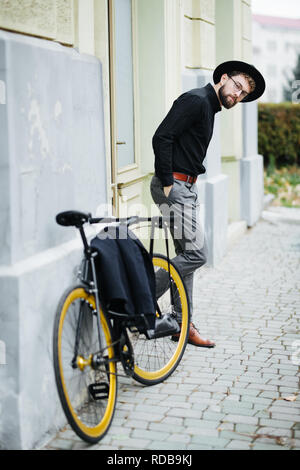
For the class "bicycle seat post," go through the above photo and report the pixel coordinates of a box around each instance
[78,225,91,258]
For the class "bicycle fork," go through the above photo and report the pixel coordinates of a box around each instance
[71,251,105,371]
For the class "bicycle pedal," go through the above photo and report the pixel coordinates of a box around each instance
[88,382,109,400]
[146,314,180,339]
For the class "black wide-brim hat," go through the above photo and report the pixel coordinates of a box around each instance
[213,60,266,103]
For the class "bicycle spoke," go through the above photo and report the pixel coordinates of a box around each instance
[129,255,189,386]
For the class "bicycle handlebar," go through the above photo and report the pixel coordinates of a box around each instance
[56,211,174,228]
[89,215,162,225]
[89,215,175,228]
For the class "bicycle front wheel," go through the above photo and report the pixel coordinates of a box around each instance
[53,285,117,444]
[130,254,190,386]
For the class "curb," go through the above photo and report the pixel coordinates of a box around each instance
[261,207,300,225]
[263,194,275,209]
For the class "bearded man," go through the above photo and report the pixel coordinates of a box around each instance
[151,60,265,348]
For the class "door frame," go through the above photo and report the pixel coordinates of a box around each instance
[108,0,141,215]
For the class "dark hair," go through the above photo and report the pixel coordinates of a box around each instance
[228,71,256,92]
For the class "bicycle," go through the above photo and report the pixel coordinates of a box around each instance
[53,210,190,444]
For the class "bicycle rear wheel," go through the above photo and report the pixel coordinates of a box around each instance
[130,254,190,386]
[53,285,117,443]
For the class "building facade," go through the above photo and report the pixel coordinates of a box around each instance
[252,14,300,103]
[0,0,262,449]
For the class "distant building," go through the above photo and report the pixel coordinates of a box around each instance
[252,14,300,102]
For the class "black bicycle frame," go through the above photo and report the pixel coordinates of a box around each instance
[74,227,104,356]
[149,217,175,308]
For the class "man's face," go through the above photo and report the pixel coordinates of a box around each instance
[218,74,252,109]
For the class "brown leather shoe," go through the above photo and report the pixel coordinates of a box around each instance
[188,323,215,348]
[172,323,216,348]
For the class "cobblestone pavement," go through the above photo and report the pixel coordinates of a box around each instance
[41,213,300,450]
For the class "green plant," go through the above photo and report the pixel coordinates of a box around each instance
[264,166,300,208]
[258,103,300,169]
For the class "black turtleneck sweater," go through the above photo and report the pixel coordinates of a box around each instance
[152,83,222,187]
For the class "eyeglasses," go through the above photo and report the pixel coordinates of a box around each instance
[229,76,249,99]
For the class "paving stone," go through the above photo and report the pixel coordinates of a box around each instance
[230,387,260,397]
[184,418,220,429]
[219,430,254,442]
[128,411,163,422]
[270,400,300,410]
[57,428,82,441]
[222,414,259,425]
[235,423,258,434]
[226,440,252,449]
[122,419,147,430]
[259,391,281,399]
[148,440,188,450]
[221,402,254,413]
[192,399,219,410]
[217,422,235,431]
[169,408,203,419]
[202,410,227,421]
[240,396,272,406]
[247,383,278,391]
[273,412,300,424]
[94,444,119,450]
[190,435,230,448]
[251,442,290,450]
[131,429,169,441]
[166,433,191,444]
[72,441,102,450]
[260,417,296,428]
[163,395,190,404]
[186,444,214,450]
[110,438,151,449]
[255,426,293,438]
[161,416,185,426]
[109,425,131,438]
[149,422,186,434]
[134,404,171,415]
[47,438,76,450]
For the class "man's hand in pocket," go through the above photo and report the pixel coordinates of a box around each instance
[164,185,173,197]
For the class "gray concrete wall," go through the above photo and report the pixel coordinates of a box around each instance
[0,31,107,449]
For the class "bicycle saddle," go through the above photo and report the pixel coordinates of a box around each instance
[56,210,91,227]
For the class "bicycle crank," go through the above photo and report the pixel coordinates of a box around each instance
[76,354,92,371]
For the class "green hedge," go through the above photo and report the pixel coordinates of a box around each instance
[258,103,300,168]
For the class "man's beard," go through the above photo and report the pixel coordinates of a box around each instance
[218,85,236,109]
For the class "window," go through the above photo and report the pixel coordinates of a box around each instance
[267,64,277,76]
[268,88,277,102]
[267,40,277,52]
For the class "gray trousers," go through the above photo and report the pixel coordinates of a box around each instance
[150,175,207,321]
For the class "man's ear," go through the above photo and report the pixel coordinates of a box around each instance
[220,73,228,85]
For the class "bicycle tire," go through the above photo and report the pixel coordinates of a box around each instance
[53,285,117,444]
[130,254,190,386]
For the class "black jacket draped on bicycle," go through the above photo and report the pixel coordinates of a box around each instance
[91,225,156,330]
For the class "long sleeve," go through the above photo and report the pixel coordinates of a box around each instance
[152,93,202,186]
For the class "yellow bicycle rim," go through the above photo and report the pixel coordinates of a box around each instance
[57,288,116,438]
